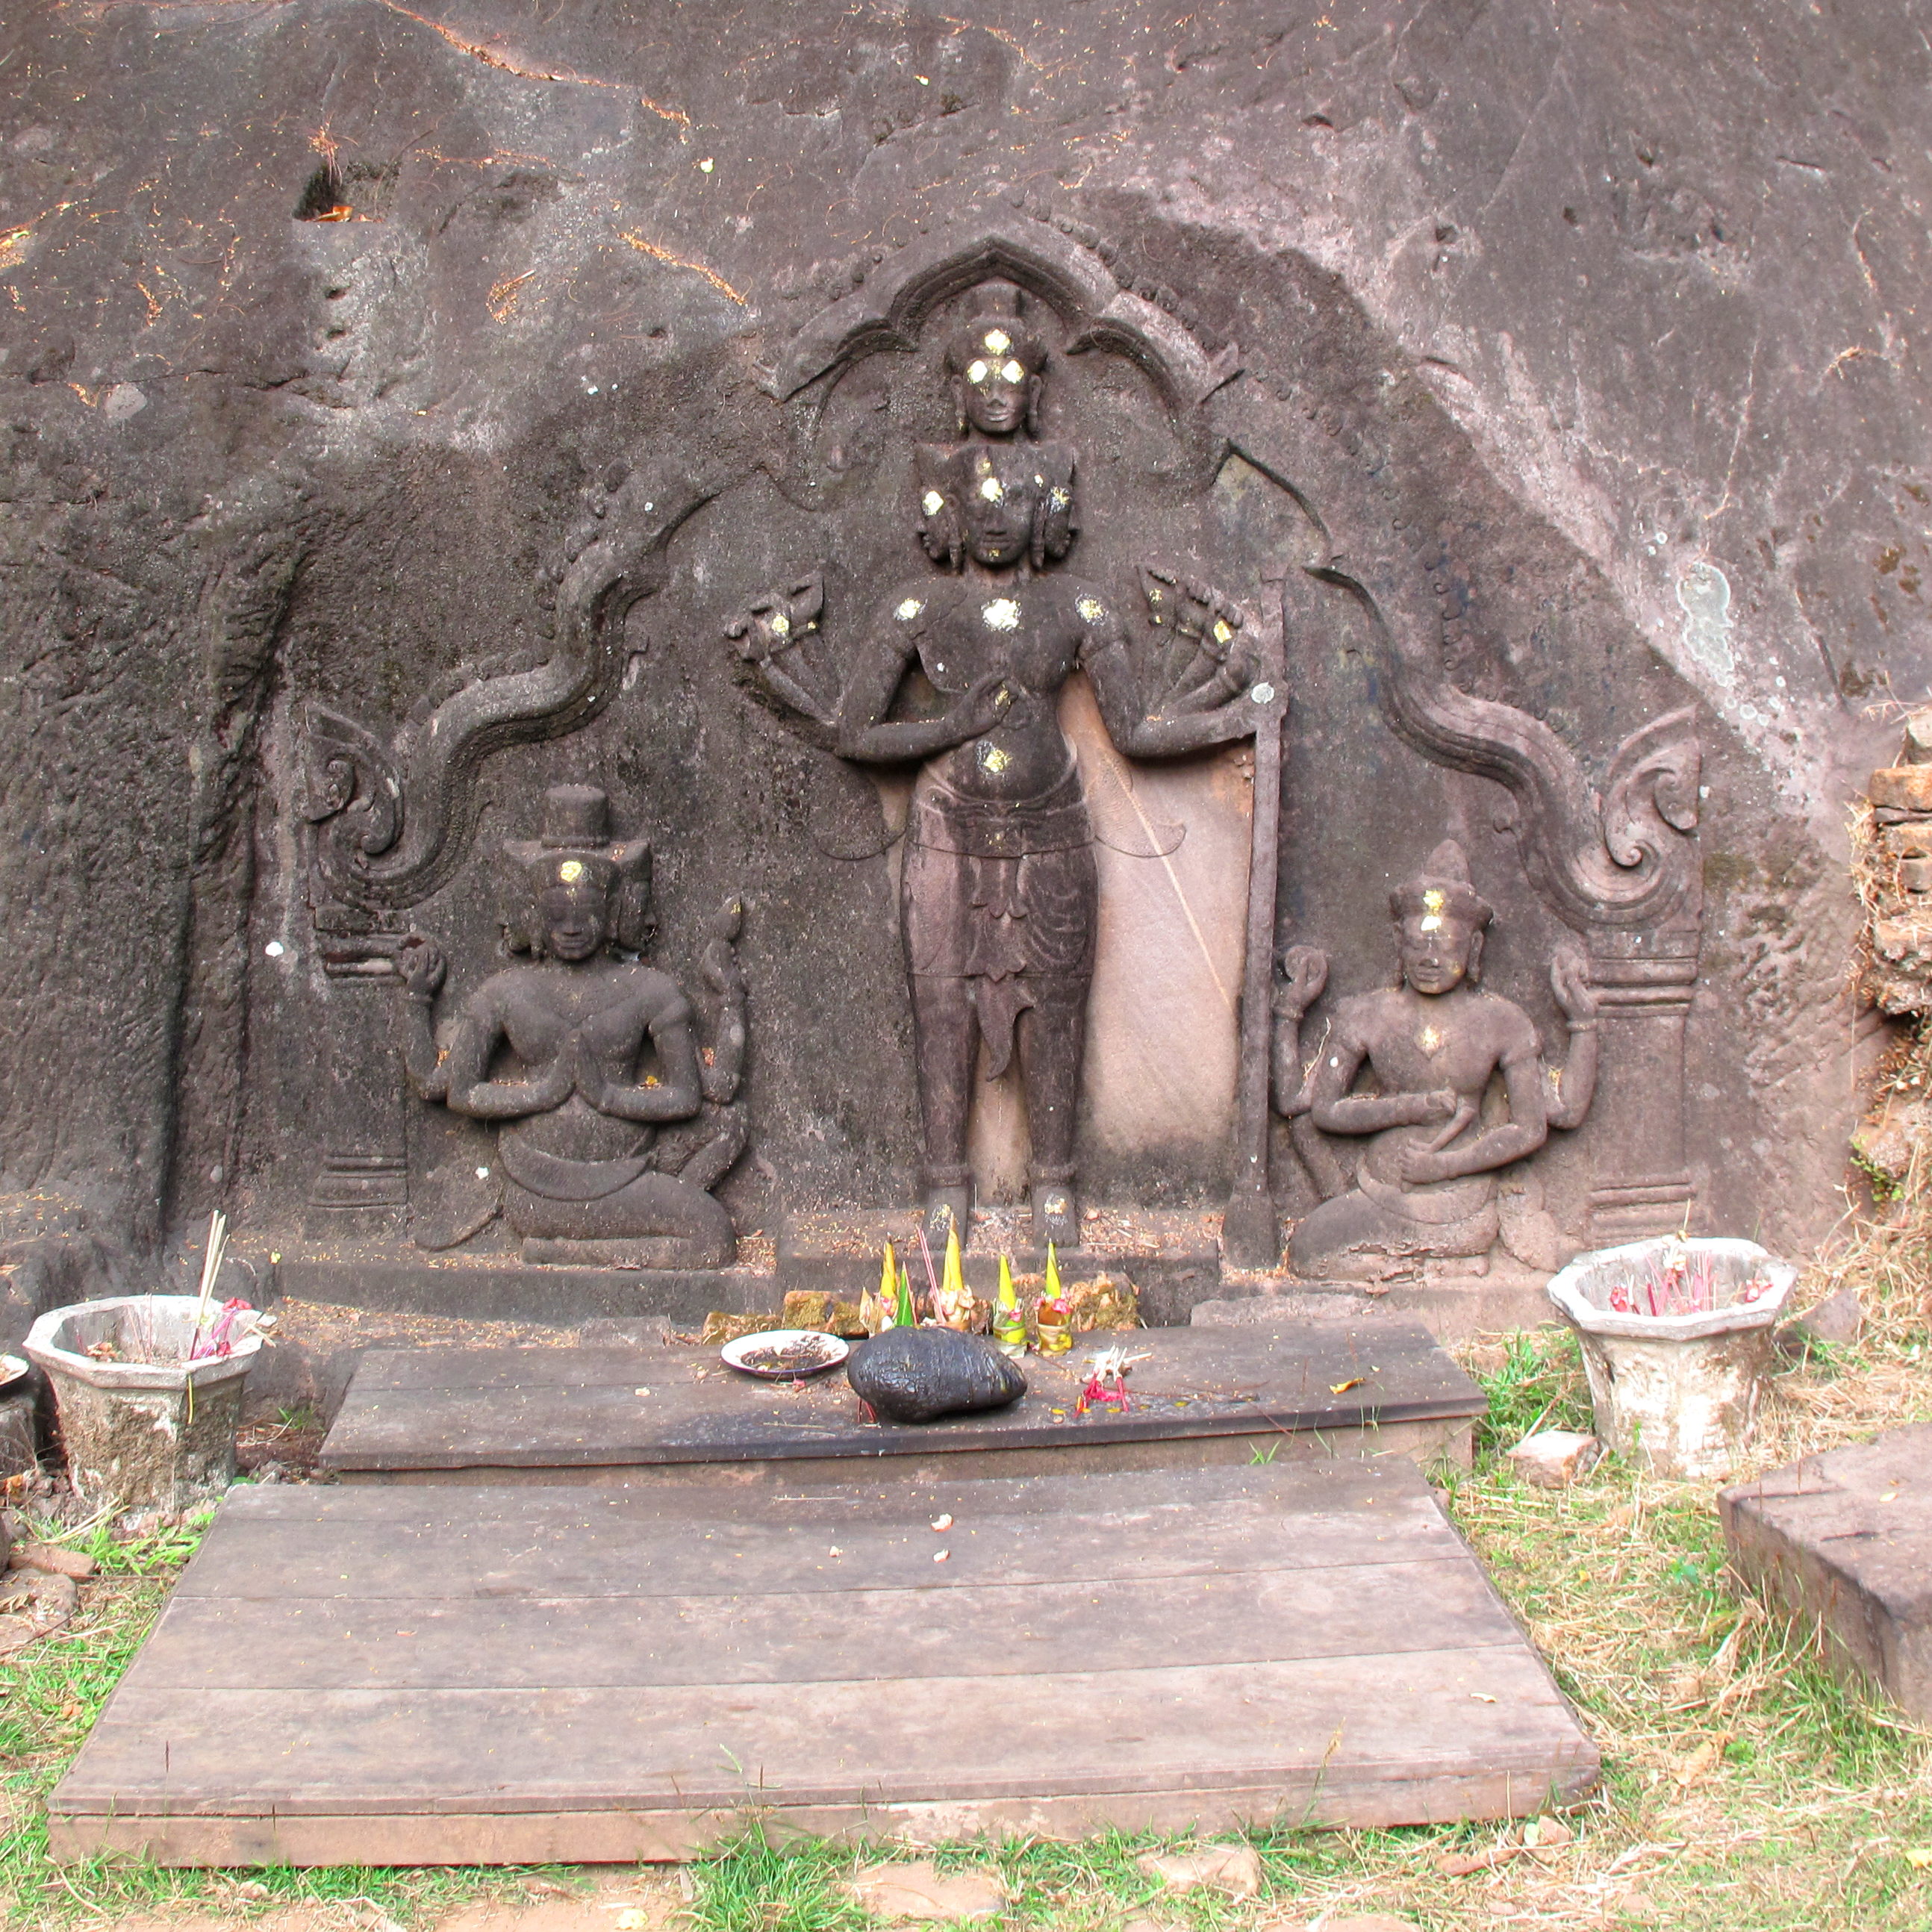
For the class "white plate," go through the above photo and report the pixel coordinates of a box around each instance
[0,1353,26,1390]
[720,1329,851,1380]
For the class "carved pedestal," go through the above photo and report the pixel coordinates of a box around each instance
[1584,934,1699,1244]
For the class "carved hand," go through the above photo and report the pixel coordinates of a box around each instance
[727,576,824,664]
[394,934,447,1003]
[1272,944,1329,1018]
[1551,945,1600,1025]
[1397,1145,1454,1185]
[951,670,1016,738]
[1419,1087,1460,1124]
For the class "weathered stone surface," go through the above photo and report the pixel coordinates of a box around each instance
[1720,1424,1932,1719]
[1509,1428,1602,1487]
[847,1863,1007,1922]
[1791,1284,1864,1344]
[1136,1845,1262,1898]
[845,1325,1026,1423]
[0,1,1914,1292]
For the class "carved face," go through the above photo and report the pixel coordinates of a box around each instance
[953,347,1038,437]
[1397,907,1482,996]
[956,456,1039,567]
[539,877,610,962]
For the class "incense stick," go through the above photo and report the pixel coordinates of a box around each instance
[191,1209,228,1357]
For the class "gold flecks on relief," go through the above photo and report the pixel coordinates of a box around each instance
[1422,888,1447,913]
[966,358,989,384]
[896,597,924,621]
[1212,617,1233,644]
[1419,914,1442,932]
[982,598,1020,631]
[558,859,585,884]
[1076,595,1106,624]
[1049,486,1071,509]
[1418,1023,1443,1056]
[770,612,791,636]
[982,328,1011,354]
[979,476,1003,501]
[979,742,1011,773]
[921,489,945,516]
[1001,358,1025,383]
[975,452,992,473]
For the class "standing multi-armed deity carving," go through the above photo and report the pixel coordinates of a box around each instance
[1271,839,1599,1280]
[391,785,748,1268]
[733,283,1262,1249]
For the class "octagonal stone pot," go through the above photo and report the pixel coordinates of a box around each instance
[1545,1238,1797,1482]
[25,1295,263,1513]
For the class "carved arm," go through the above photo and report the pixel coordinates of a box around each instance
[584,996,706,1123]
[1398,1054,1550,1185]
[1082,631,1262,757]
[392,935,450,1100]
[699,897,748,1106]
[1545,947,1601,1130]
[833,632,1013,762]
[443,1003,575,1121]
[1270,945,1329,1118]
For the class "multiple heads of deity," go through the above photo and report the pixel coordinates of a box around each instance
[919,283,1076,576]
[501,784,654,962]
[942,282,1047,439]
[1390,842,1494,997]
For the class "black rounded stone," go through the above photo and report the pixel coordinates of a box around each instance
[846,1327,1027,1425]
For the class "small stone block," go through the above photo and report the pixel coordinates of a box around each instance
[1135,1846,1262,1898]
[1886,821,1932,859]
[1868,767,1932,811]
[847,1863,1007,1922]
[1792,1286,1863,1345]
[1509,1429,1601,1487]
[10,1541,96,1580]
[1898,857,1932,893]
[1719,1423,1932,1719]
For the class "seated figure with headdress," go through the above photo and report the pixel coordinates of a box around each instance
[392,785,747,1269]
[1274,839,1598,1282]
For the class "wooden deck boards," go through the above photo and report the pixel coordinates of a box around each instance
[317,1320,1483,1483]
[49,1461,1597,1865]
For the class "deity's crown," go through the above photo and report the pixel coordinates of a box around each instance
[944,281,1048,381]
[1389,838,1493,929]
[504,785,651,895]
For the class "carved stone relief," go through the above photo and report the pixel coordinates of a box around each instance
[391,785,747,1268]
[734,274,1272,1250]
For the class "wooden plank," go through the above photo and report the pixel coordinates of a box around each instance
[54,1648,1590,1813]
[320,1322,1481,1475]
[112,1557,1520,1691]
[175,1465,1465,1602]
[336,1415,1474,1489]
[49,1463,1596,1861]
[49,1760,1601,1868]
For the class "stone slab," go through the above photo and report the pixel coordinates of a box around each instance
[268,1250,779,1329]
[317,1319,1483,1483]
[1719,1424,1932,1719]
[46,1460,1597,1863]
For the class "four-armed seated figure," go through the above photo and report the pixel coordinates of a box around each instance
[735,282,1258,1250]
[1274,839,1598,1281]
[393,785,747,1269]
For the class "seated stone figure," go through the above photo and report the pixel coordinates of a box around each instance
[393,785,747,1268]
[1275,840,1597,1281]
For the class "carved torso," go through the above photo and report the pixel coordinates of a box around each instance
[1327,985,1542,1200]
[885,573,1115,805]
[454,959,692,1162]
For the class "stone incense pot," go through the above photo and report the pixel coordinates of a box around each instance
[1545,1237,1797,1482]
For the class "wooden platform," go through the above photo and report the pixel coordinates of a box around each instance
[317,1319,1483,1484]
[48,1461,1597,1865]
